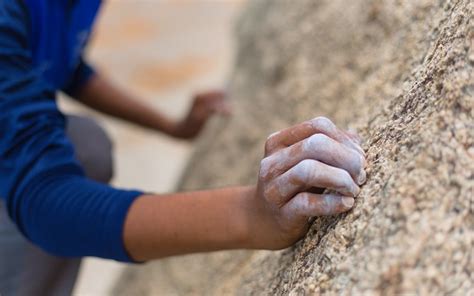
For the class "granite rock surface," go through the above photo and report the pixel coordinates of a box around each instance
[115,0,473,294]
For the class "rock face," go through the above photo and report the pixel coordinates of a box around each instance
[115,0,473,294]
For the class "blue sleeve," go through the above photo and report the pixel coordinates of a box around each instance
[0,0,142,262]
[63,56,96,97]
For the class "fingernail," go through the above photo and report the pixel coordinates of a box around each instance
[353,185,361,197]
[342,197,355,209]
[357,170,367,185]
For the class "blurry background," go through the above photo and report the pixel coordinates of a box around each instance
[57,0,245,294]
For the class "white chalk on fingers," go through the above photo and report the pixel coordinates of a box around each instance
[334,169,360,197]
[282,192,332,217]
[320,194,355,214]
[303,133,364,181]
[311,117,365,157]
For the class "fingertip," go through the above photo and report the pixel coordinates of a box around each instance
[342,196,355,210]
[339,170,360,197]
[357,169,367,185]
[354,184,361,197]
[345,179,360,197]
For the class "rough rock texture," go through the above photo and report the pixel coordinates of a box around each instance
[115,0,473,294]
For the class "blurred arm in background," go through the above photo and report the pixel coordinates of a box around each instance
[74,74,231,139]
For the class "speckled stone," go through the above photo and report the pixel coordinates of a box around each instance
[115,0,473,294]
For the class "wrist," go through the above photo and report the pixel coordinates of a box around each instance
[238,185,268,249]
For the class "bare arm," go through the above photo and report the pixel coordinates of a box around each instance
[124,186,254,261]
[74,74,230,139]
[123,117,366,261]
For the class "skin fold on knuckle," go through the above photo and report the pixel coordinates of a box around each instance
[321,194,349,215]
[293,193,329,217]
[279,177,306,207]
[259,157,274,180]
[264,133,280,155]
[296,159,317,186]
[317,195,335,216]
[292,192,334,217]
[277,165,308,201]
[287,192,312,217]
[261,151,292,181]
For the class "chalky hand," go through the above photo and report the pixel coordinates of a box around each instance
[249,117,366,249]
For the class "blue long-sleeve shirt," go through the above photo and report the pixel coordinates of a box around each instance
[0,0,142,262]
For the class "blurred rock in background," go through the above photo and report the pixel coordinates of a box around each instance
[114,0,473,295]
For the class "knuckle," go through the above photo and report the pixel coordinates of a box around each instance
[310,116,334,129]
[321,195,336,214]
[296,191,311,203]
[266,131,280,141]
[296,159,316,182]
[298,159,313,172]
[307,133,331,148]
[259,155,275,181]
[290,192,311,213]
[262,186,272,200]
[259,157,272,179]
[264,131,282,154]
[264,138,275,154]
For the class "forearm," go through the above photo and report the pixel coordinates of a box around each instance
[123,186,256,261]
[75,74,178,135]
